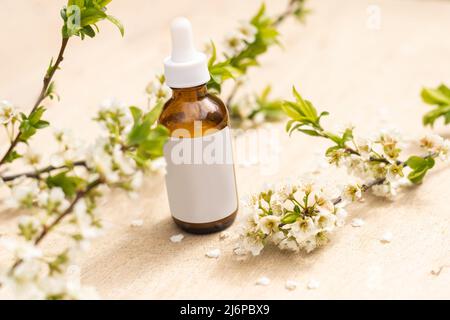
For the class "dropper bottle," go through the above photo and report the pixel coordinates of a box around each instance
[159,17,238,234]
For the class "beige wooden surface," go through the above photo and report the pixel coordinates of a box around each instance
[1,0,450,299]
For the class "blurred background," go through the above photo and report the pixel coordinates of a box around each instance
[1,0,450,141]
[1,0,450,299]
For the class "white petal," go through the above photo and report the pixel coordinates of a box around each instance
[219,231,230,240]
[285,280,298,291]
[256,276,270,286]
[130,219,144,227]
[206,248,221,259]
[170,233,184,243]
[380,231,393,243]
[351,218,365,227]
[307,279,320,290]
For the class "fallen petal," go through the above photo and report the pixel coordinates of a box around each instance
[206,248,221,259]
[351,218,365,227]
[285,280,298,291]
[130,219,144,227]
[256,276,270,286]
[170,234,184,243]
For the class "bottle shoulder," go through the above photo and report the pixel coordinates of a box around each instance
[159,93,229,136]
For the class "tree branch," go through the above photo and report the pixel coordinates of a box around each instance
[0,37,69,167]
[9,178,102,274]
[226,0,307,107]
[1,160,87,182]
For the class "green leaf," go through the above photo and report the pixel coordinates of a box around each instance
[129,106,143,125]
[4,150,21,163]
[18,107,49,142]
[298,129,321,137]
[143,100,164,125]
[406,156,435,184]
[281,213,298,224]
[80,8,107,26]
[127,102,165,146]
[423,105,450,127]
[46,171,86,197]
[406,156,426,169]
[35,120,50,129]
[28,107,46,125]
[421,86,450,106]
[82,25,96,37]
[106,15,125,36]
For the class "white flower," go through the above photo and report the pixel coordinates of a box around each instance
[113,146,135,175]
[314,210,337,231]
[237,21,257,43]
[150,157,167,174]
[236,94,257,118]
[130,171,143,190]
[255,276,270,286]
[23,148,41,167]
[354,137,373,160]
[1,238,42,261]
[170,234,184,243]
[282,199,295,211]
[420,134,450,160]
[342,182,362,202]
[0,100,16,124]
[258,215,280,234]
[205,248,221,259]
[301,236,318,253]
[234,236,264,256]
[285,218,317,244]
[259,198,270,211]
[351,218,365,227]
[49,187,65,203]
[371,182,399,199]
[223,32,246,55]
[277,238,299,252]
[7,180,39,208]
[285,280,298,291]
[271,231,286,244]
[335,205,348,227]
[145,76,170,101]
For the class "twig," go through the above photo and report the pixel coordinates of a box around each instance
[225,0,306,107]
[0,37,69,167]
[273,0,301,27]
[226,81,242,108]
[431,264,450,276]
[9,178,102,274]
[1,160,87,182]
[332,177,386,205]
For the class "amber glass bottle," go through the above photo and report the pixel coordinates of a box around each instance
[159,17,238,234]
[159,85,238,233]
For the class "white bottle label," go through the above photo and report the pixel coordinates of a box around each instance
[163,127,238,223]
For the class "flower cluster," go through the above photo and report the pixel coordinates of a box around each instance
[0,100,17,126]
[223,21,257,56]
[235,182,354,256]
[421,83,450,127]
[283,87,450,199]
[145,75,171,107]
[0,99,168,299]
[230,85,285,129]
[420,134,450,160]
[206,2,309,127]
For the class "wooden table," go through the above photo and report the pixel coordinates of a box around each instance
[1,0,449,299]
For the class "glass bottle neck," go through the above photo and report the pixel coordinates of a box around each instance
[170,84,208,100]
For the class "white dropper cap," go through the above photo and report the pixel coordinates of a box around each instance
[164,17,210,88]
